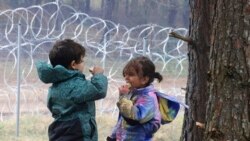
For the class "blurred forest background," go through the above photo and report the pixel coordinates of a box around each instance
[0,0,189,28]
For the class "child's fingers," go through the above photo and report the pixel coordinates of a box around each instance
[89,66,104,74]
[89,67,94,73]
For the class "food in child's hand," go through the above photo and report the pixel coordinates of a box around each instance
[89,66,94,72]
[118,84,131,95]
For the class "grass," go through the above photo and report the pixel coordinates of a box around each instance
[0,115,50,141]
[0,111,184,141]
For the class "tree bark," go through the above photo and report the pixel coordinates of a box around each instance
[181,0,211,140]
[204,0,250,140]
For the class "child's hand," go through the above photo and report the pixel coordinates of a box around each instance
[118,84,131,95]
[89,66,104,75]
[117,98,133,118]
[106,136,116,141]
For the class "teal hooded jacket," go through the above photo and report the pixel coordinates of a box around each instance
[36,61,108,141]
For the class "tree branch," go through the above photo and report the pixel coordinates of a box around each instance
[169,31,193,44]
[196,122,205,129]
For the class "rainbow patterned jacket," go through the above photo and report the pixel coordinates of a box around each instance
[110,85,161,141]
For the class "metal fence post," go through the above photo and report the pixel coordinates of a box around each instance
[16,22,21,137]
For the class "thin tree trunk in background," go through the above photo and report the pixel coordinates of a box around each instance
[33,0,41,5]
[181,0,211,140]
[84,0,90,13]
[112,0,119,23]
[55,1,63,31]
[9,0,18,8]
[143,0,150,24]
[204,0,250,140]
[102,0,115,42]
[103,0,114,21]
[130,0,138,17]
[72,0,82,12]
[168,0,177,27]
[181,1,190,28]
[125,0,129,16]
[101,0,105,10]
[72,0,90,13]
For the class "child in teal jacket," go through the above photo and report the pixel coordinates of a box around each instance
[36,39,108,141]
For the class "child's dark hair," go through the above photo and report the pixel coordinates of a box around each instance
[123,56,163,86]
[49,39,85,68]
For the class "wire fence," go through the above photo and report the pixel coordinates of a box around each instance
[0,0,188,121]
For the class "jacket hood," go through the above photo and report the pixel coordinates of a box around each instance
[35,61,83,83]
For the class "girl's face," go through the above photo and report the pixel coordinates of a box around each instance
[124,69,149,89]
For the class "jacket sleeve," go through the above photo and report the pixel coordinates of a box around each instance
[118,95,156,123]
[70,73,108,103]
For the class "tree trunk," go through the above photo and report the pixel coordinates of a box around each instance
[204,0,250,140]
[34,0,41,5]
[125,0,129,16]
[84,0,90,13]
[167,0,177,27]
[103,0,115,21]
[101,0,115,42]
[112,0,119,23]
[130,0,139,17]
[72,0,90,13]
[143,0,150,24]
[181,0,211,140]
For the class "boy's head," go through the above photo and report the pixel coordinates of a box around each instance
[49,39,85,70]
